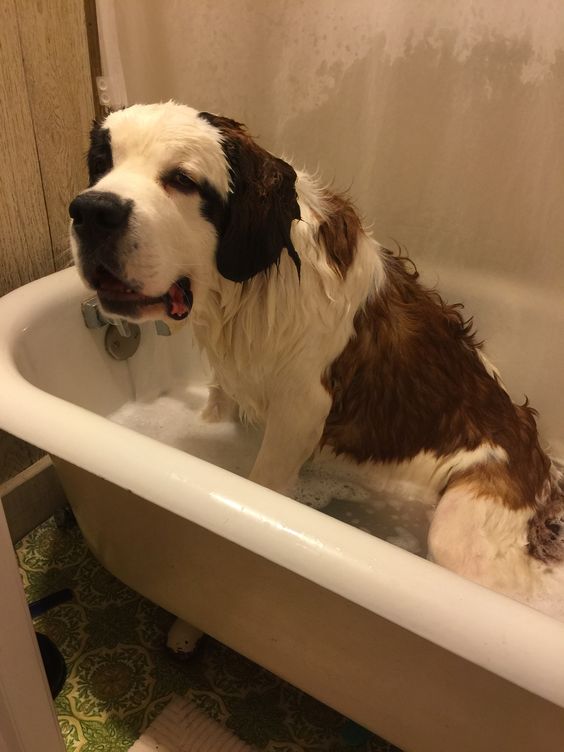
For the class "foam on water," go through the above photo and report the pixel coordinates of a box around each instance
[109,386,430,556]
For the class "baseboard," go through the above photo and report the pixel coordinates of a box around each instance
[0,456,67,543]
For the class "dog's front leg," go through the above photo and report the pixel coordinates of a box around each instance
[249,385,332,495]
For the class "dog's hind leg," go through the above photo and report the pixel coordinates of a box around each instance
[427,480,536,599]
[249,383,332,495]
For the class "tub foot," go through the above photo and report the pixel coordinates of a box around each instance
[166,618,204,657]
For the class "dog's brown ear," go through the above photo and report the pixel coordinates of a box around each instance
[199,112,301,282]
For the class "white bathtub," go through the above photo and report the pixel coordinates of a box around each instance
[1,268,563,751]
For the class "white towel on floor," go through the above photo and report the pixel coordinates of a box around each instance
[129,695,256,752]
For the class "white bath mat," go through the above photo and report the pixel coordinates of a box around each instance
[129,695,257,752]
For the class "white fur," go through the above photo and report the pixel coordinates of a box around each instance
[477,349,508,391]
[193,174,384,423]
[191,171,385,491]
[107,102,230,196]
[429,486,564,618]
[314,443,510,506]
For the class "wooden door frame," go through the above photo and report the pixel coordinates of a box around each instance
[0,501,65,752]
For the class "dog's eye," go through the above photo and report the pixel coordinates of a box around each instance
[87,149,112,187]
[168,170,197,192]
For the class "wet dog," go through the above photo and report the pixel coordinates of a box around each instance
[70,102,564,616]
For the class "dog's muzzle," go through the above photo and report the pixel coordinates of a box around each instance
[69,191,193,321]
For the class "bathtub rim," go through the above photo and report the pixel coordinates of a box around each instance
[1,268,564,708]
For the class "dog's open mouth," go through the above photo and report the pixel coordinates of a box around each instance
[92,267,193,321]
[162,277,193,320]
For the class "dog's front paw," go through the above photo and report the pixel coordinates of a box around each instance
[201,401,225,423]
[528,503,564,563]
[200,385,238,423]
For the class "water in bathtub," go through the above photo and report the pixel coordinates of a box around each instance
[110,384,432,557]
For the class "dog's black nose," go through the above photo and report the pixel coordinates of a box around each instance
[69,192,131,234]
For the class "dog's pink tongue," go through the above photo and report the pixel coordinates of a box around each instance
[168,282,190,317]
[164,277,192,321]
[169,288,187,316]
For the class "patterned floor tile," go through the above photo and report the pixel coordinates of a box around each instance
[16,515,400,752]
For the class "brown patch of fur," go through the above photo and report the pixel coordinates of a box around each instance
[446,456,546,511]
[198,112,301,282]
[321,251,551,511]
[318,193,362,278]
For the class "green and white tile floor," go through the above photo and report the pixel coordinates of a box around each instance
[16,514,400,752]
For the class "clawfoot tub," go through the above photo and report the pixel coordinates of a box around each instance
[1,268,563,751]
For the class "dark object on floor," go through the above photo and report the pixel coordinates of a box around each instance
[54,504,77,529]
[29,588,73,698]
[36,632,67,698]
[29,588,73,619]
[340,719,374,746]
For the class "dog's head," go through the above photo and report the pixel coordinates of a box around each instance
[69,102,301,321]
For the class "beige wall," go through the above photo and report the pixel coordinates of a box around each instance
[0,0,94,482]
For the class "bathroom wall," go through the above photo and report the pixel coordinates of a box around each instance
[0,0,94,484]
[98,0,564,450]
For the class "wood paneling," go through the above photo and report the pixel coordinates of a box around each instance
[0,0,53,297]
[0,0,95,484]
[15,0,94,270]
